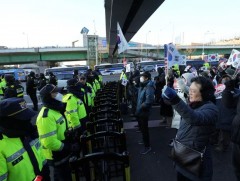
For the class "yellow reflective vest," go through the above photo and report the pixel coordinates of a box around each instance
[120,72,127,80]
[0,135,46,181]
[0,79,6,95]
[36,107,67,160]
[62,94,87,130]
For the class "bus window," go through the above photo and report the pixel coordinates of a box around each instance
[44,66,89,76]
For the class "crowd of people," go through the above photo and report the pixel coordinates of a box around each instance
[0,69,103,180]
[1,59,240,180]
[123,59,240,181]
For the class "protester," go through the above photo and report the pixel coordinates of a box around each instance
[162,76,218,181]
[159,69,174,127]
[136,71,155,154]
[222,77,240,180]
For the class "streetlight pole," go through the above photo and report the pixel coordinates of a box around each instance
[146,31,151,59]
[202,31,210,60]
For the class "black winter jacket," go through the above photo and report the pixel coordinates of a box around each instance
[222,88,240,144]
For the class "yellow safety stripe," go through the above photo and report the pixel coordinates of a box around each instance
[39,130,57,139]
[0,173,8,180]
[17,93,24,97]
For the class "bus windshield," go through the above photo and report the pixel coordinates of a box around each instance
[44,66,89,76]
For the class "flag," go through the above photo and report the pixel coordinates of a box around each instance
[117,22,129,54]
[126,64,131,73]
[164,43,186,68]
[207,54,219,62]
[227,49,240,68]
[121,78,128,86]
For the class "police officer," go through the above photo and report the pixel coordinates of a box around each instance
[26,71,38,111]
[78,75,93,114]
[63,78,88,132]
[94,68,103,86]
[0,74,6,100]
[0,98,49,181]
[37,73,47,91]
[37,84,73,181]
[4,74,24,99]
[48,72,57,86]
[92,70,102,90]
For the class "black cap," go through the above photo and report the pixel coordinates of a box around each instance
[40,84,60,97]
[0,98,36,120]
[140,71,151,79]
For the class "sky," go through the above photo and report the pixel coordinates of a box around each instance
[0,0,240,48]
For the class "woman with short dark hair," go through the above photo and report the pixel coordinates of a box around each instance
[162,76,218,181]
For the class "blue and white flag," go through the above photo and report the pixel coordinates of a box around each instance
[164,43,186,68]
[117,22,129,54]
[207,53,219,62]
[227,49,240,68]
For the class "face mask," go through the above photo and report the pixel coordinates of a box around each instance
[54,93,63,102]
[140,77,145,83]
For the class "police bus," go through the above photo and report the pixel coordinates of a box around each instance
[136,60,164,72]
[44,66,89,76]
[44,66,89,88]
[94,63,124,75]
[0,69,26,81]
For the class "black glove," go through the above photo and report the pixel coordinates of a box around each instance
[224,79,235,90]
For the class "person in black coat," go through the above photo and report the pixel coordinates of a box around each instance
[214,74,235,152]
[48,72,57,86]
[160,69,174,127]
[154,67,165,104]
[37,73,47,91]
[26,71,38,111]
[222,78,240,180]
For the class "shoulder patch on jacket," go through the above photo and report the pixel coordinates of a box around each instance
[43,108,49,118]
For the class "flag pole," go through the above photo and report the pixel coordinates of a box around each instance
[164,44,168,85]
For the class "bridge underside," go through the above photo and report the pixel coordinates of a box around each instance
[105,0,165,60]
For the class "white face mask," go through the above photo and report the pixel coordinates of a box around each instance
[54,93,63,102]
[140,77,145,83]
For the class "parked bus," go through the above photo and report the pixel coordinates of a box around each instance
[0,69,26,81]
[44,66,89,76]
[19,64,40,80]
[94,63,124,75]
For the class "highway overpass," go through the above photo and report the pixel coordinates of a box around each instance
[0,45,239,65]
